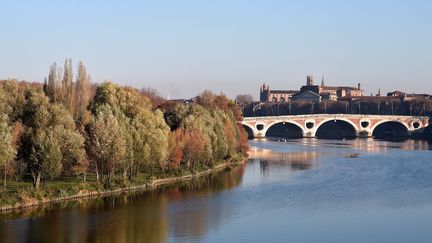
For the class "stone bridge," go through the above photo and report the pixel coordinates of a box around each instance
[241,114,430,139]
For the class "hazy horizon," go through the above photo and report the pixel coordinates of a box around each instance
[1,0,432,99]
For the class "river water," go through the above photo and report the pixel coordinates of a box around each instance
[1,139,432,243]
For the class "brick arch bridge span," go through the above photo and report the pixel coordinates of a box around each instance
[241,114,429,138]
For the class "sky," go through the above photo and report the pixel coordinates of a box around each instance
[1,0,432,99]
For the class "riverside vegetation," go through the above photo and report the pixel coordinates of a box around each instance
[0,59,248,209]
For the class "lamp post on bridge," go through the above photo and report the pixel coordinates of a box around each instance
[253,103,262,117]
[289,102,291,115]
[277,102,280,116]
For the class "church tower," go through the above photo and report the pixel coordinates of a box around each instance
[260,83,270,101]
[307,75,314,86]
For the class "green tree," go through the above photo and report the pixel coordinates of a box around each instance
[0,115,16,188]
[0,88,11,116]
[87,105,126,182]
[117,113,134,179]
[131,109,169,172]
[28,128,62,189]
[0,80,26,122]
[91,82,151,119]
[22,91,87,188]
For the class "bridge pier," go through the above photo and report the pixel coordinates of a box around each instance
[304,132,315,138]
[253,131,266,139]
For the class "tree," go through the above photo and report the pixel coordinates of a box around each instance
[87,105,126,182]
[214,93,229,110]
[195,90,216,108]
[0,80,26,122]
[90,82,168,175]
[131,109,169,172]
[75,61,92,125]
[141,87,165,109]
[211,110,229,160]
[178,104,217,166]
[10,121,24,181]
[22,91,87,188]
[62,58,74,110]
[91,82,151,119]
[117,113,134,179]
[183,129,209,168]
[235,94,254,108]
[0,88,11,116]
[167,129,185,170]
[55,125,87,179]
[28,128,62,189]
[0,115,16,188]
[44,62,63,103]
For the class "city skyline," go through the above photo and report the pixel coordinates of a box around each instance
[1,0,432,99]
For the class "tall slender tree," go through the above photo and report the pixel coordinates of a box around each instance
[44,62,63,103]
[75,61,92,125]
[62,58,74,110]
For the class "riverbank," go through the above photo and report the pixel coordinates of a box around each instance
[0,158,246,213]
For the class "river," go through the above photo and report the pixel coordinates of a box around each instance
[1,139,432,243]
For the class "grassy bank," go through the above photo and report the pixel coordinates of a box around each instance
[0,158,245,212]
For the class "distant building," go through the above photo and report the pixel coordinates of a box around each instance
[291,90,321,102]
[298,75,364,101]
[386,90,431,101]
[260,84,299,102]
[259,75,364,103]
[387,91,406,97]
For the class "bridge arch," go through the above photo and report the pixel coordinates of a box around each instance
[315,118,358,139]
[265,121,305,139]
[371,120,409,139]
[242,124,255,139]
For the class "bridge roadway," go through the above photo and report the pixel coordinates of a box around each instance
[241,114,430,138]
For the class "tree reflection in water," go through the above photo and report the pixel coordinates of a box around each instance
[0,166,245,243]
[2,139,432,243]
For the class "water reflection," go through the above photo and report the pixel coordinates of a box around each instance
[1,139,432,243]
[249,148,319,169]
[263,138,432,153]
[0,167,244,243]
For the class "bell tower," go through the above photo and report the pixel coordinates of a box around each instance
[307,75,314,86]
[260,83,270,101]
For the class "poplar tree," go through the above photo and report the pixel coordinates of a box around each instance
[62,58,74,110]
[44,62,63,103]
[75,61,92,124]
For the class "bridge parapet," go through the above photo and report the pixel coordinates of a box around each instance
[241,114,429,139]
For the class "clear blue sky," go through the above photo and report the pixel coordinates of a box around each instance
[1,0,431,99]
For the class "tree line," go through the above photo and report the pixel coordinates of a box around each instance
[0,59,248,190]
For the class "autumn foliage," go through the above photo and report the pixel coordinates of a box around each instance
[0,60,248,189]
